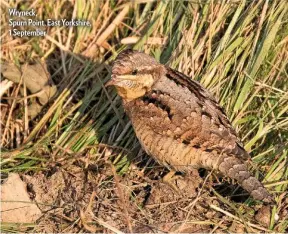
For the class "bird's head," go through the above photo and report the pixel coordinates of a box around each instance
[106,50,165,101]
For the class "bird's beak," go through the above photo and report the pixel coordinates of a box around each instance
[105,78,117,87]
[105,75,139,88]
[105,74,118,87]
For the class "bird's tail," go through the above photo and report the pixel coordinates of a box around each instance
[201,152,274,204]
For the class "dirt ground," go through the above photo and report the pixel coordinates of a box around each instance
[2,148,287,233]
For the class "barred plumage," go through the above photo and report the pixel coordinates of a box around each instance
[107,49,274,204]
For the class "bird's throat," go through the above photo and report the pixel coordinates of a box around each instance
[116,86,146,102]
[112,74,154,101]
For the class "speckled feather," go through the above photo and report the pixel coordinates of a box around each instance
[110,50,274,203]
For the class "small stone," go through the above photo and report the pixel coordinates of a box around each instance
[255,205,271,227]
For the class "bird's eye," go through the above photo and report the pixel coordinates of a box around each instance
[132,69,138,75]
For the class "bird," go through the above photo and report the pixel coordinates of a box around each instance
[106,49,274,204]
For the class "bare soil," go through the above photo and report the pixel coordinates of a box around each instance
[6,150,284,233]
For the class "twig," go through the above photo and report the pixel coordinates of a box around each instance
[121,36,167,45]
[176,169,214,232]
[209,204,271,232]
[1,65,26,146]
[86,190,125,234]
[108,150,133,233]
[96,4,130,46]
[93,217,125,234]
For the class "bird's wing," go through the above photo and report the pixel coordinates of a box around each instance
[166,67,249,160]
[126,67,249,160]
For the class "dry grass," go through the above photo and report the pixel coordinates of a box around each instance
[1,0,288,232]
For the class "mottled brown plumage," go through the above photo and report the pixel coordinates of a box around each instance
[107,49,273,203]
